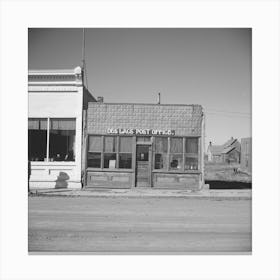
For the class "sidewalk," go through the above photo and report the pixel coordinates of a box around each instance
[29,187,252,200]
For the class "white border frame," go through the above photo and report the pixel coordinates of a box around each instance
[1,0,280,279]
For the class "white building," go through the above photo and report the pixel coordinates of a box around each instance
[28,66,94,189]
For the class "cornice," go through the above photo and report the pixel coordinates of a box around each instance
[28,66,83,86]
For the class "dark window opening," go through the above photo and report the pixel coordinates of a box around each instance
[137,146,149,161]
[49,119,76,161]
[119,153,132,169]
[154,137,168,170]
[28,119,47,161]
[88,152,101,168]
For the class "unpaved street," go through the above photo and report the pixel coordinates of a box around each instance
[28,196,251,253]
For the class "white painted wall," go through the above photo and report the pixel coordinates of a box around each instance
[28,70,84,189]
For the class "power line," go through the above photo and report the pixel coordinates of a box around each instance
[205,111,251,118]
[205,109,250,116]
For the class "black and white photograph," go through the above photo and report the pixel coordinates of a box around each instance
[1,1,280,280]
[28,28,252,254]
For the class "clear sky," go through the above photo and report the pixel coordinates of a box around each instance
[28,28,251,146]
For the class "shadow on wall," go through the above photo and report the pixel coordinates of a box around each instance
[55,172,70,189]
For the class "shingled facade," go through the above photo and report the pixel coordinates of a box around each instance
[85,103,205,190]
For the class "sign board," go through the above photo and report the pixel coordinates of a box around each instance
[109,160,116,169]
[106,128,175,136]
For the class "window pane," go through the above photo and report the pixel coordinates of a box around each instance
[170,138,183,153]
[50,119,75,130]
[137,146,149,161]
[88,152,101,168]
[119,153,132,169]
[104,153,116,168]
[155,137,168,153]
[104,136,117,152]
[89,136,102,152]
[28,119,47,130]
[154,153,168,170]
[185,156,198,170]
[49,119,76,161]
[137,136,151,142]
[186,138,198,154]
[119,137,132,153]
[28,118,47,161]
[169,154,183,170]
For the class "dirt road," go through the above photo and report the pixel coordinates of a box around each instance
[28,196,251,253]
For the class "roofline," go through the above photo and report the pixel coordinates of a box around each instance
[89,102,203,108]
[28,66,82,76]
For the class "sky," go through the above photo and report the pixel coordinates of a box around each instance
[28,28,251,146]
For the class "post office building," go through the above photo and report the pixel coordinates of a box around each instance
[85,103,205,190]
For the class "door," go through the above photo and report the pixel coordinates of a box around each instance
[136,145,151,187]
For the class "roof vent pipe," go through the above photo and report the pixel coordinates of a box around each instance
[97,96,104,103]
[157,92,161,104]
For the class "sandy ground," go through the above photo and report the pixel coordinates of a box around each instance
[28,196,252,253]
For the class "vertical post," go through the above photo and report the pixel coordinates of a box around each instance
[116,136,119,169]
[46,118,50,162]
[167,137,170,171]
[101,135,104,169]
[183,137,186,171]
[132,136,136,187]
[81,109,87,187]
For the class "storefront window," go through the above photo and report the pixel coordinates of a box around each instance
[185,138,198,170]
[169,138,183,170]
[119,137,132,169]
[49,119,76,161]
[154,137,168,170]
[28,118,76,162]
[104,136,117,168]
[88,136,102,168]
[28,118,47,161]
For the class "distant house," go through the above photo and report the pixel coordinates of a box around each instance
[207,137,241,163]
[240,137,252,174]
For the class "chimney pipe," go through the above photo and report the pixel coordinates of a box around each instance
[157,92,161,104]
[97,96,104,103]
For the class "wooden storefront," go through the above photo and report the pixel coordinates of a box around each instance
[85,103,205,190]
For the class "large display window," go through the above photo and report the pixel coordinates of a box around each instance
[28,118,76,162]
[154,136,199,171]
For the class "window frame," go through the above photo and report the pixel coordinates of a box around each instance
[153,136,201,172]
[28,117,76,163]
[184,137,199,171]
[87,135,133,171]
[153,136,168,170]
